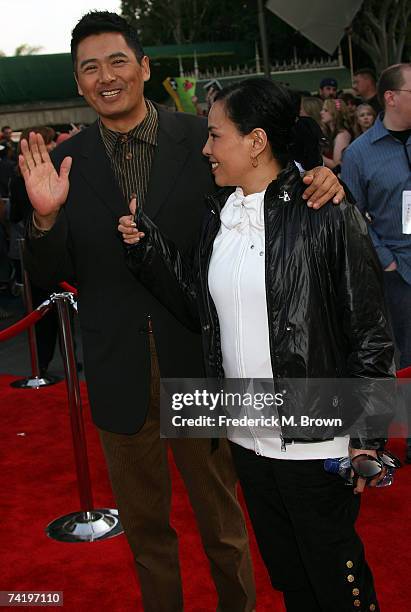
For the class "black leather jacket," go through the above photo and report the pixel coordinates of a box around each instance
[126,163,395,449]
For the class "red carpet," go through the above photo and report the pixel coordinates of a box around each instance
[0,374,410,611]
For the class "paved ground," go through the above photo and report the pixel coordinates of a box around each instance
[0,284,84,381]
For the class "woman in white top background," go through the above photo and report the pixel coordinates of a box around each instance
[121,79,394,612]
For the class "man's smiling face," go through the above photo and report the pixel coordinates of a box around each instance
[75,31,150,130]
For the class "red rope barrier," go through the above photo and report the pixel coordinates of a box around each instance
[397,366,411,379]
[59,282,78,296]
[0,304,52,342]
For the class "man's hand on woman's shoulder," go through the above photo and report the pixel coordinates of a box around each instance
[302,166,345,209]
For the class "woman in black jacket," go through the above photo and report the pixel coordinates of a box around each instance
[119,79,394,612]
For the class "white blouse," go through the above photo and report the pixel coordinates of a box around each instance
[208,187,348,459]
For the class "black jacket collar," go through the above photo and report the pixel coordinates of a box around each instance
[75,103,192,220]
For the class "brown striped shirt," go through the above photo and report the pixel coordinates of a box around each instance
[99,99,158,209]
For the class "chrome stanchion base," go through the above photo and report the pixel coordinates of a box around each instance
[10,375,62,389]
[46,509,123,542]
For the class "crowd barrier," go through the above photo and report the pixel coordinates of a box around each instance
[1,289,123,542]
[0,301,52,342]
[9,239,61,388]
[59,281,78,296]
[1,239,122,543]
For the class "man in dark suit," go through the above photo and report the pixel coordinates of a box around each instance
[20,11,344,611]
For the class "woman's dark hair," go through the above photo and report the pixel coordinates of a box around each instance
[214,78,319,168]
[71,11,145,69]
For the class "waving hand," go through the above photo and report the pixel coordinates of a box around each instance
[19,132,72,229]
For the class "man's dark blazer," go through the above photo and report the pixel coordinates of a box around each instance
[25,105,216,434]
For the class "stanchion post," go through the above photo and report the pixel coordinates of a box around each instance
[46,293,122,542]
[10,239,60,388]
[55,295,94,511]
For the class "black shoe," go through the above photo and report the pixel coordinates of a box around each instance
[39,366,49,379]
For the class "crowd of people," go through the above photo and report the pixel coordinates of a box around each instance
[295,71,382,175]
[193,71,382,179]
[0,125,79,365]
[1,8,410,612]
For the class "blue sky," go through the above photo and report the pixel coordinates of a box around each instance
[0,0,122,56]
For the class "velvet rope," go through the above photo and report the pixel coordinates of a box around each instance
[0,304,52,342]
[59,282,78,296]
[397,366,411,379]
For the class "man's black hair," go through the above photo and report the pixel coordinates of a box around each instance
[71,11,144,69]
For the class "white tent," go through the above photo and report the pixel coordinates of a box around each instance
[265,0,364,55]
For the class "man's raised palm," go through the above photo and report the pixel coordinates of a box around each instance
[19,132,72,218]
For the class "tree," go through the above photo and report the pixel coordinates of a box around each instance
[121,0,304,59]
[121,0,214,45]
[351,0,411,73]
[14,44,43,56]
[0,44,43,58]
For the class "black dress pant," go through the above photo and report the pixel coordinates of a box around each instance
[230,442,379,612]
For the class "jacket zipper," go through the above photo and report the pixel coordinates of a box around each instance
[263,186,287,452]
[235,232,262,454]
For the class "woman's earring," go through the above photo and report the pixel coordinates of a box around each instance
[251,156,259,168]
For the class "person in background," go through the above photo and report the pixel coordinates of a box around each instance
[9,126,60,375]
[0,196,13,319]
[340,92,361,119]
[0,126,18,162]
[353,103,376,139]
[321,98,353,171]
[353,68,382,114]
[318,77,337,100]
[0,144,16,198]
[342,62,411,463]
[204,80,223,111]
[300,96,323,126]
[121,77,393,612]
[288,91,323,169]
[55,132,72,146]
